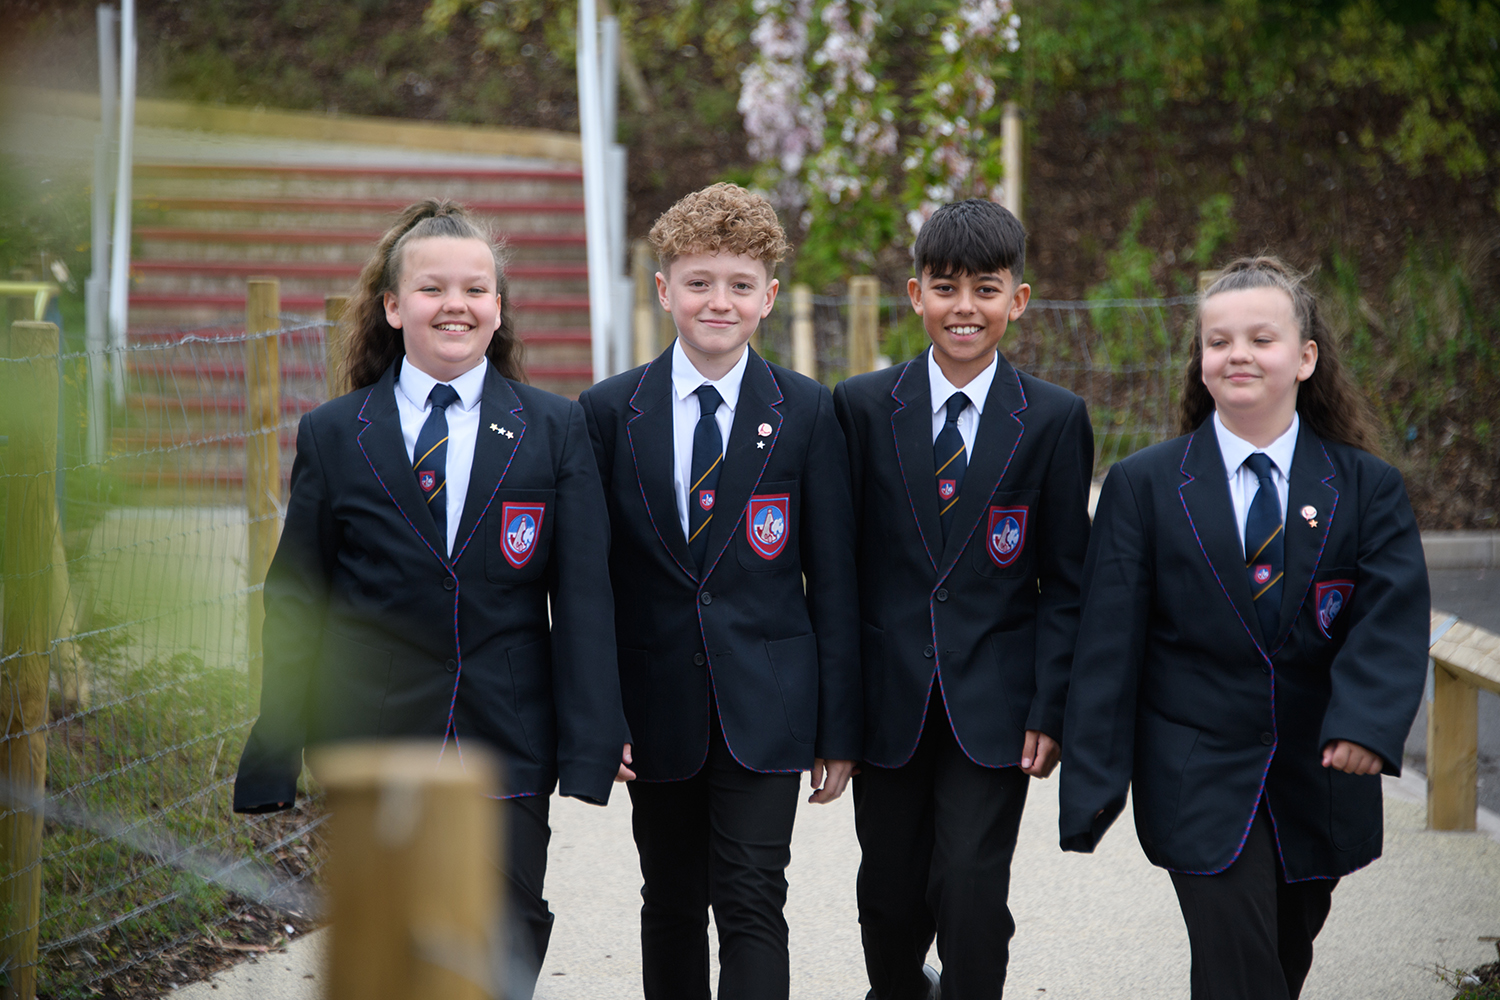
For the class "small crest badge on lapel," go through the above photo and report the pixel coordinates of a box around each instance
[746,493,790,560]
[698,489,715,511]
[1301,505,1318,528]
[987,506,1028,567]
[757,423,773,437]
[500,502,546,569]
[938,479,957,500]
[1314,580,1354,638]
[419,470,436,493]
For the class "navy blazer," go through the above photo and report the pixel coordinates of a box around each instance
[1058,420,1429,879]
[234,359,626,810]
[833,348,1094,768]
[579,344,862,780]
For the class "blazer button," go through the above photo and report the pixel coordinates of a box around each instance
[935,588,949,602]
[693,653,706,666]
[1260,732,1274,746]
[700,591,712,605]
[445,659,458,673]
[923,645,934,658]
[443,577,456,591]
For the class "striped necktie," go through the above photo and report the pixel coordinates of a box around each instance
[1243,452,1284,642]
[935,392,970,542]
[414,382,461,547]
[688,384,725,573]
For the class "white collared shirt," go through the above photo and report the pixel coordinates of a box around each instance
[396,356,488,555]
[671,340,750,537]
[1213,410,1298,554]
[927,347,998,457]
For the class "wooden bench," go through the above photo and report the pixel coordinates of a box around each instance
[1427,609,1500,830]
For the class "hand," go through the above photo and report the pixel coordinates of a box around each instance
[1021,730,1060,778]
[1321,739,1382,775]
[809,759,856,803]
[615,743,636,782]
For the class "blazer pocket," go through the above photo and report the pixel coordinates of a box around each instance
[618,646,651,744]
[971,489,1040,578]
[737,481,799,572]
[1133,715,1201,847]
[1327,767,1381,851]
[486,489,557,584]
[860,621,886,722]
[508,637,556,763]
[312,628,392,742]
[765,633,819,744]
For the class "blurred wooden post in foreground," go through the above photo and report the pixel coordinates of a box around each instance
[790,284,816,380]
[847,276,880,377]
[324,295,350,400]
[1426,610,1500,830]
[632,239,659,366]
[0,321,61,1000]
[312,741,504,1000]
[245,279,281,702]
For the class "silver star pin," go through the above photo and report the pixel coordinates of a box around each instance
[504,429,515,439]
[756,441,765,449]
[489,423,500,434]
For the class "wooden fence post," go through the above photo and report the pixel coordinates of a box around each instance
[1002,102,1023,223]
[1427,662,1479,831]
[791,284,816,380]
[311,741,503,1000]
[1197,271,1220,293]
[632,240,659,367]
[245,280,281,702]
[0,321,61,1000]
[324,295,350,400]
[847,276,880,377]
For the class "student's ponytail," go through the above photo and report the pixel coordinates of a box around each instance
[341,199,524,391]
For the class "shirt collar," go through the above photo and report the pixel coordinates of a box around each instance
[1213,410,1299,480]
[671,339,750,411]
[927,347,998,415]
[398,356,487,412]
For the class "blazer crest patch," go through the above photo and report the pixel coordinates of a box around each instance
[699,489,715,511]
[746,493,790,560]
[501,502,546,569]
[1315,579,1354,638]
[987,506,1028,567]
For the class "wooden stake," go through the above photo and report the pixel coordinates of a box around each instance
[1427,662,1479,831]
[847,276,880,377]
[632,240,659,367]
[324,295,350,400]
[791,284,816,380]
[311,741,504,1000]
[0,321,60,1000]
[1197,271,1220,294]
[245,279,281,702]
[1002,102,1023,224]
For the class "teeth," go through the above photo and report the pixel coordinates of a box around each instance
[436,324,469,331]
[949,326,980,335]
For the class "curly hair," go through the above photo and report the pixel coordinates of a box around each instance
[647,182,790,271]
[340,199,524,391]
[1179,255,1383,455]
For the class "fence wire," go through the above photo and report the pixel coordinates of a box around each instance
[0,317,329,995]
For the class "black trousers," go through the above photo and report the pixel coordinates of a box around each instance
[502,793,554,1000]
[1169,801,1337,1000]
[854,686,1031,1000]
[627,717,802,1000]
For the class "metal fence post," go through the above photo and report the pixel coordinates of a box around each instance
[245,279,281,701]
[847,276,880,377]
[791,284,816,380]
[311,741,503,1000]
[0,321,61,1000]
[325,295,349,400]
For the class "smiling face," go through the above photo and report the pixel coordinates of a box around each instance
[657,251,778,379]
[1199,285,1318,444]
[383,236,501,383]
[909,266,1031,388]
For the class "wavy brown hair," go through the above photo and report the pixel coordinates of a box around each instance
[1179,256,1382,455]
[340,199,524,391]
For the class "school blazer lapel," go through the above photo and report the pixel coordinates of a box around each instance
[890,355,943,570]
[1178,424,1265,648]
[699,350,783,577]
[626,348,694,578]
[939,355,1026,575]
[1272,423,1338,651]
[355,361,448,563]
[451,363,525,562]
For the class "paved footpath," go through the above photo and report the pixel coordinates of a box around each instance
[176,770,1500,999]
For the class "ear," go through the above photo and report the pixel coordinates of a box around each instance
[491,292,504,333]
[1008,282,1032,322]
[655,271,671,313]
[1297,338,1319,382]
[907,276,925,315]
[383,290,403,330]
[760,277,780,319]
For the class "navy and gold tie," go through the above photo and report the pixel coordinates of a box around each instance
[414,382,460,547]
[935,392,970,542]
[1244,452,1284,641]
[688,384,725,573]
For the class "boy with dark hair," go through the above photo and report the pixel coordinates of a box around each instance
[579,182,861,1000]
[832,198,1094,999]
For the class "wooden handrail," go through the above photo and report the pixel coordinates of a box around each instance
[1426,609,1500,830]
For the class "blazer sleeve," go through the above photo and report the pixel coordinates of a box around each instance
[1058,461,1151,852]
[802,385,863,762]
[546,400,628,805]
[832,380,867,545]
[1027,394,1095,738]
[233,413,336,813]
[1318,462,1429,774]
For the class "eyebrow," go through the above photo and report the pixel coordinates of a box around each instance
[929,271,1004,282]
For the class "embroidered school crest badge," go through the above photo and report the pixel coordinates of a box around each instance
[938,479,957,500]
[1315,580,1354,638]
[500,502,546,569]
[419,470,436,492]
[1253,564,1273,586]
[987,506,1028,567]
[746,494,790,560]
[699,489,715,511]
